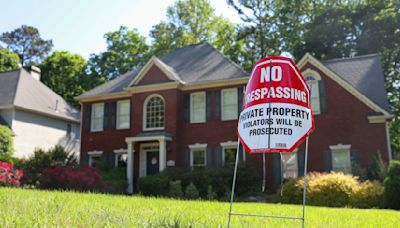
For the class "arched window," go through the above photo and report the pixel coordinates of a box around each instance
[144,95,165,130]
[303,69,322,114]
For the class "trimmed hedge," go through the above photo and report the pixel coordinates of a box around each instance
[383,160,400,209]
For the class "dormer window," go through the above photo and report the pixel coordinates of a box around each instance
[143,95,165,130]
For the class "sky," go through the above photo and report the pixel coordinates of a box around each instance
[0,0,242,59]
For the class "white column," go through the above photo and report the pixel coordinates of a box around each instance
[127,141,134,194]
[159,139,166,172]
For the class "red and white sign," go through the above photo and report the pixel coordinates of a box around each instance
[237,56,314,153]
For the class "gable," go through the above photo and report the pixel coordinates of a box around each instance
[137,65,173,86]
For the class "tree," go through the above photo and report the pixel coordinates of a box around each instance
[0,125,14,162]
[150,0,243,63]
[87,26,149,79]
[0,47,20,72]
[40,51,103,108]
[0,25,53,66]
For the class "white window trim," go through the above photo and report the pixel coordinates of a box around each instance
[303,69,321,115]
[88,150,103,167]
[189,143,207,167]
[220,141,245,164]
[190,92,206,123]
[116,100,131,130]
[330,144,352,173]
[143,94,165,131]
[114,148,127,167]
[91,103,104,132]
[281,150,298,179]
[221,88,238,121]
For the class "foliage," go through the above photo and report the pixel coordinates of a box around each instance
[351,180,384,209]
[366,152,386,182]
[38,165,106,192]
[137,173,171,196]
[40,51,102,108]
[149,0,243,63]
[383,160,400,209]
[88,26,149,79]
[0,125,14,161]
[15,145,77,185]
[168,180,183,198]
[206,185,217,200]
[184,182,199,199]
[0,161,23,187]
[2,188,400,227]
[98,166,127,194]
[0,25,53,66]
[281,172,384,208]
[0,47,19,71]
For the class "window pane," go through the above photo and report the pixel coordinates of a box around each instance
[145,96,165,129]
[222,89,238,120]
[118,101,130,129]
[332,149,351,173]
[92,103,104,131]
[192,149,205,166]
[191,93,205,122]
[282,152,298,179]
[224,148,236,165]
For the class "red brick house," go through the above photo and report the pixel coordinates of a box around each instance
[75,43,392,194]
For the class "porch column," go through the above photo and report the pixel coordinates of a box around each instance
[127,141,134,194]
[159,139,166,172]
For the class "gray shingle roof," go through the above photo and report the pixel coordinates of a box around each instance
[78,43,248,98]
[0,69,80,122]
[322,54,390,112]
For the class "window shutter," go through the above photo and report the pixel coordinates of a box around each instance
[350,149,359,175]
[84,104,92,131]
[238,144,244,163]
[214,90,221,120]
[215,146,223,167]
[273,153,282,188]
[297,151,305,176]
[103,103,109,130]
[323,149,332,172]
[183,148,190,167]
[207,147,213,167]
[110,102,117,129]
[183,94,190,123]
[237,86,244,115]
[206,91,211,121]
[80,152,89,166]
[319,80,327,113]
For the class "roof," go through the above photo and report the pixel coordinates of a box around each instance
[0,69,80,122]
[322,54,390,112]
[78,43,248,98]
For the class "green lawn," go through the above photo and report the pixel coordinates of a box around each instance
[0,188,399,227]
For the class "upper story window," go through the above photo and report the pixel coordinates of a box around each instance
[304,70,321,114]
[117,100,130,129]
[330,144,351,174]
[221,88,238,120]
[144,95,165,130]
[190,92,206,123]
[91,103,104,132]
[281,151,298,179]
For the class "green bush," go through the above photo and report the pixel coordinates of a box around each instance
[383,160,400,209]
[15,145,77,185]
[168,180,183,198]
[366,152,386,182]
[0,125,14,162]
[137,174,171,196]
[281,172,384,208]
[206,185,217,200]
[185,182,199,199]
[99,167,127,194]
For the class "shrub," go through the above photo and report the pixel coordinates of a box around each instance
[99,167,127,194]
[383,160,400,209]
[15,146,77,185]
[0,125,14,162]
[185,182,199,199]
[168,180,183,198]
[38,165,106,192]
[138,174,171,196]
[0,161,23,187]
[206,185,217,200]
[366,152,386,182]
[351,180,384,208]
[281,178,303,204]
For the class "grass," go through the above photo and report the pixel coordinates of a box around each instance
[0,188,399,227]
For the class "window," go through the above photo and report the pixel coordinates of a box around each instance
[223,148,236,165]
[330,145,351,173]
[88,150,103,167]
[144,95,165,130]
[67,124,72,136]
[117,100,130,129]
[114,149,127,168]
[222,88,238,120]
[189,143,207,167]
[281,152,298,179]
[190,92,206,123]
[91,103,104,131]
[304,71,321,114]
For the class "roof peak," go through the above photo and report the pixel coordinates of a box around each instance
[322,53,379,63]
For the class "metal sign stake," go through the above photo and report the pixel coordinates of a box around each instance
[301,137,310,228]
[227,139,241,227]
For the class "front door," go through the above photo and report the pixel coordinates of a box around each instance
[146,151,159,176]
